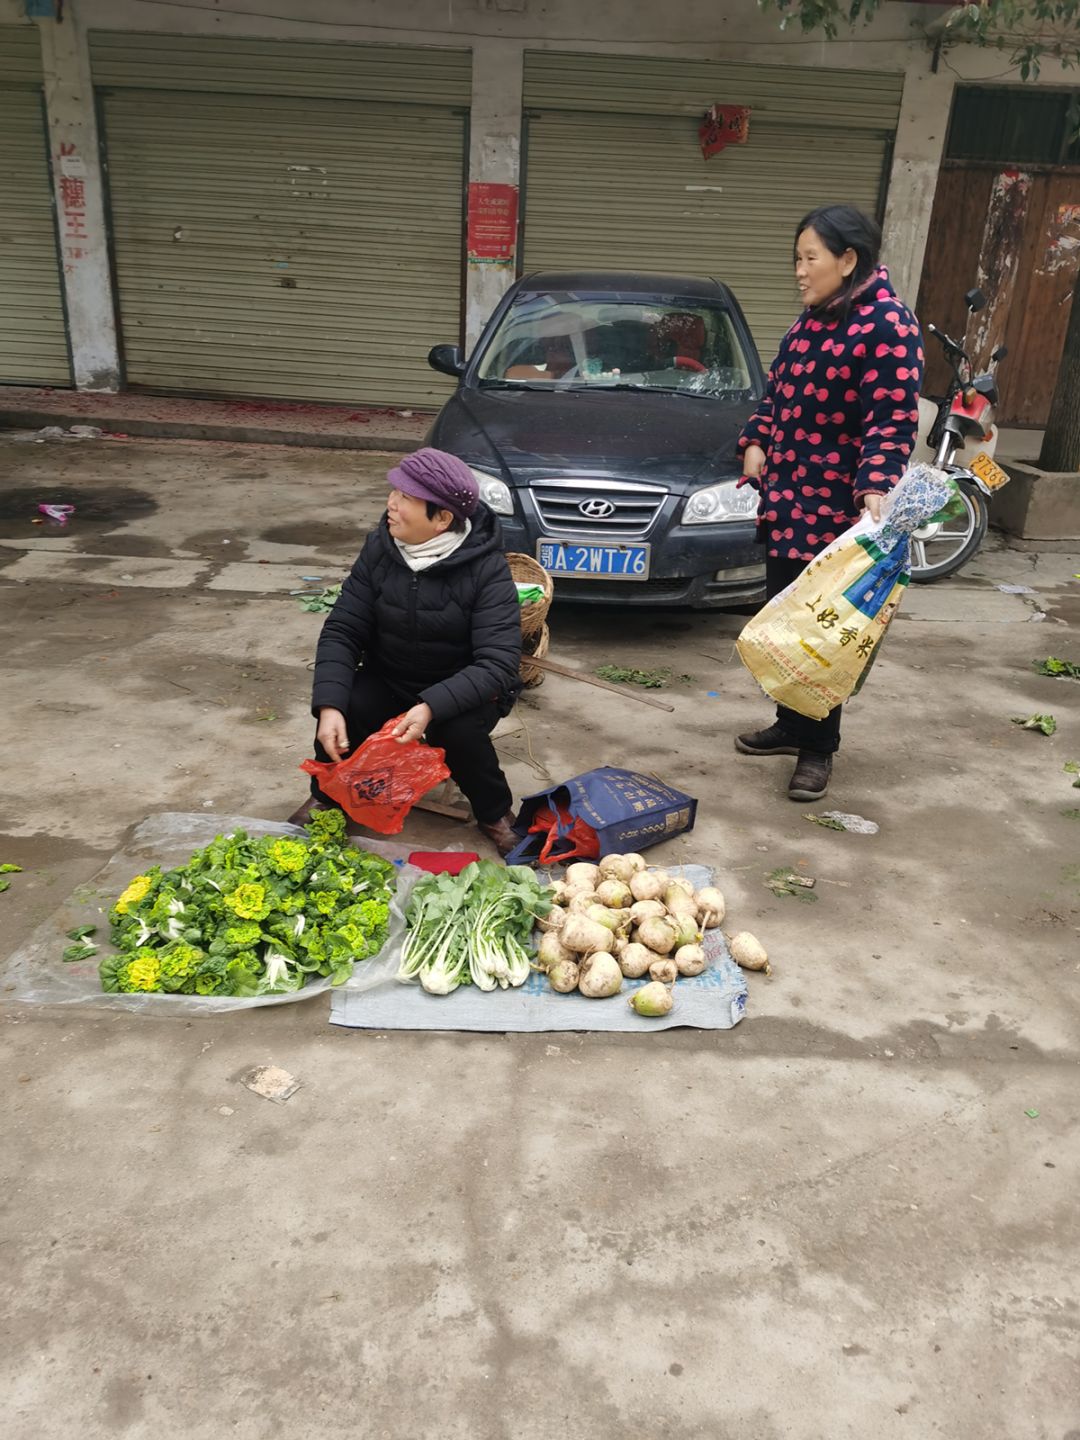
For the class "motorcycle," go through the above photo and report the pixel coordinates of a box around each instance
[910,287,1011,582]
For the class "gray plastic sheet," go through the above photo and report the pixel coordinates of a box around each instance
[330,864,749,1032]
[2,813,422,1014]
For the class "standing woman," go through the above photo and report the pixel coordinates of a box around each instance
[735,205,924,800]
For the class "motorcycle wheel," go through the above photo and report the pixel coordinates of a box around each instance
[908,479,989,583]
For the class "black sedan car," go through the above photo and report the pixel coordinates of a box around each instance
[426,270,767,607]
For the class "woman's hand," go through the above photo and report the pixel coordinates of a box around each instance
[742,444,766,479]
[393,703,433,745]
[860,492,886,524]
[316,707,350,763]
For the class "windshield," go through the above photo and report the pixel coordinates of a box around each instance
[475,291,759,399]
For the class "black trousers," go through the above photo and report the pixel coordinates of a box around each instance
[309,670,513,825]
[765,554,842,756]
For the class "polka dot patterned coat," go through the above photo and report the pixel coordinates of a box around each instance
[737,267,924,562]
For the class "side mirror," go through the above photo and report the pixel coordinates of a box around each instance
[428,344,466,378]
[991,344,1008,362]
[965,287,986,313]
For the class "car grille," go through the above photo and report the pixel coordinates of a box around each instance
[529,481,666,537]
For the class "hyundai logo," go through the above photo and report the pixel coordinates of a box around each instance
[579,498,616,518]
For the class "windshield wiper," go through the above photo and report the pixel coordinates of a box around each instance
[477,378,551,391]
[565,382,716,397]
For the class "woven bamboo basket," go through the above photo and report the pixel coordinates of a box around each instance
[519,621,550,689]
[506,552,554,639]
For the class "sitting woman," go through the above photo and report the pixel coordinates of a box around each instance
[288,448,522,856]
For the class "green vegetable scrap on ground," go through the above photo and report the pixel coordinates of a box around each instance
[0,863,22,873]
[1034,657,1080,680]
[296,583,342,614]
[1012,714,1057,736]
[97,809,394,996]
[765,866,818,902]
[399,861,550,995]
[1066,762,1080,789]
[595,665,693,689]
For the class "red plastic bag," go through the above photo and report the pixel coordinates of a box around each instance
[300,717,450,835]
[518,802,600,865]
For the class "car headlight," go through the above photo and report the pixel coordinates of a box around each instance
[469,467,514,516]
[683,480,759,525]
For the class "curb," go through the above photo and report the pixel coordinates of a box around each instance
[0,409,421,453]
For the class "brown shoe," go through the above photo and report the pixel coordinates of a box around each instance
[286,796,331,827]
[735,723,800,757]
[478,812,518,859]
[787,751,833,802]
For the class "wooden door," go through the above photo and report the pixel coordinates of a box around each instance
[917,162,1080,426]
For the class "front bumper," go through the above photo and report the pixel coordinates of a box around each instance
[499,509,765,609]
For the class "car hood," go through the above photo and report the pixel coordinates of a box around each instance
[428,386,752,489]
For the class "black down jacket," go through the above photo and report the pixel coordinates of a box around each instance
[311,505,523,723]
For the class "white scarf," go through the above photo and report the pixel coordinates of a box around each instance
[393,519,472,573]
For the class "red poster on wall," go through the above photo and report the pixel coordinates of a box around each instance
[467,182,519,264]
[699,105,750,160]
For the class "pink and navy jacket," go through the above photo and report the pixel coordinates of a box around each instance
[737,267,924,562]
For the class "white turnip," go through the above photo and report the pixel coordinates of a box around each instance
[568,892,598,915]
[578,952,623,998]
[629,899,666,926]
[548,958,580,993]
[618,942,653,979]
[728,931,771,975]
[598,854,635,884]
[622,853,647,874]
[595,878,633,909]
[538,931,574,971]
[560,915,615,955]
[670,913,701,949]
[565,862,600,888]
[649,957,678,984]
[586,903,622,933]
[629,869,665,902]
[695,886,726,928]
[537,905,567,934]
[629,981,674,1017]
[547,880,570,906]
[636,917,676,955]
[674,943,707,977]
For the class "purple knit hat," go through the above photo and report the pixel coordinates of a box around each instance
[387,448,479,522]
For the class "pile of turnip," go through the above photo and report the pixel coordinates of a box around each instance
[534,853,767,1014]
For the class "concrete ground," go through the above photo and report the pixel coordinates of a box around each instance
[1,433,1078,1440]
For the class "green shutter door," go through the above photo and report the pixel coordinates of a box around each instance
[522,53,902,364]
[0,29,70,386]
[101,88,465,406]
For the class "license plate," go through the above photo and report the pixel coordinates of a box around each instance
[536,539,650,580]
[970,451,1010,491]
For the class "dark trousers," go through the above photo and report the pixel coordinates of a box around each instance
[766,554,842,756]
[309,670,513,825]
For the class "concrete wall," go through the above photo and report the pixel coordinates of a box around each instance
[5,0,1077,389]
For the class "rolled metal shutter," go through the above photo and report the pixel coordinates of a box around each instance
[0,27,70,386]
[522,53,902,364]
[92,36,470,407]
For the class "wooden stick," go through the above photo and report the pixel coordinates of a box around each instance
[414,796,472,822]
[523,654,676,711]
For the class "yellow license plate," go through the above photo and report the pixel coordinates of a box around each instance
[970,451,1010,491]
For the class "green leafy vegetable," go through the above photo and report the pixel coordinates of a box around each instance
[62,943,98,963]
[65,924,97,940]
[765,866,818,902]
[0,879,10,894]
[596,664,672,689]
[97,809,395,996]
[806,814,846,830]
[1011,714,1057,735]
[399,861,550,995]
[0,863,22,873]
[297,583,342,614]
[1034,657,1080,679]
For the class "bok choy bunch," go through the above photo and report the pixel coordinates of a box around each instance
[398,861,550,996]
